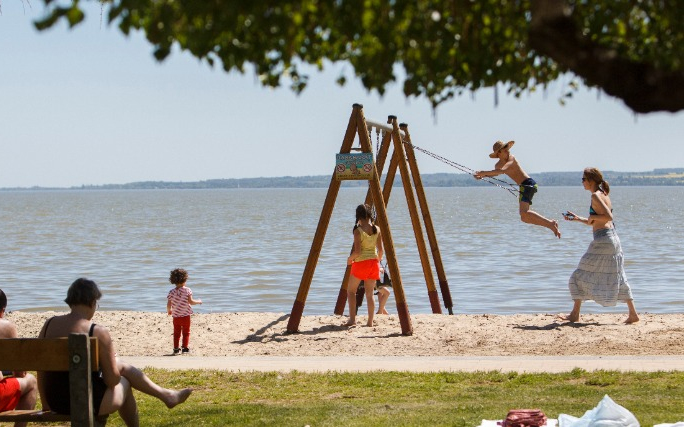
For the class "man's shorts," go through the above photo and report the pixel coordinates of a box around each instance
[0,377,21,412]
[519,178,538,205]
[350,259,380,281]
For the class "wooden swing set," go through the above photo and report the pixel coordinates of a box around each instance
[286,103,453,336]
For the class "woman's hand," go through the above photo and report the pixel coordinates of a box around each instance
[347,256,354,266]
[563,211,578,221]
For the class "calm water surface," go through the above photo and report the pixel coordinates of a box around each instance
[1,187,682,315]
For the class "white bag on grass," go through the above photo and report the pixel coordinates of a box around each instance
[558,395,639,427]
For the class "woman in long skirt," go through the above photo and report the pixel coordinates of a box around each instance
[561,167,639,324]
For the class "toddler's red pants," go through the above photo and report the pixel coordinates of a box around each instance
[173,315,191,348]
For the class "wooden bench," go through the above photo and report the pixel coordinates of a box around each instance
[0,333,108,427]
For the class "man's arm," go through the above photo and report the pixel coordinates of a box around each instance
[1,321,28,378]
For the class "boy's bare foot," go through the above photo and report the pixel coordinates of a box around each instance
[624,315,640,324]
[376,309,389,315]
[165,388,192,409]
[551,220,561,239]
[558,313,579,322]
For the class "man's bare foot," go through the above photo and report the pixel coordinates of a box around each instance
[165,388,192,409]
[551,220,561,239]
[558,313,579,322]
[624,315,640,324]
[342,320,357,327]
[376,309,389,315]
[365,321,376,327]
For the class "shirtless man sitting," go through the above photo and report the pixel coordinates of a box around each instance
[0,289,38,427]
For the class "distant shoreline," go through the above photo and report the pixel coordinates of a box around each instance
[3,168,684,191]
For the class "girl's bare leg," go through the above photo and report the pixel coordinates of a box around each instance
[344,276,362,326]
[365,284,375,326]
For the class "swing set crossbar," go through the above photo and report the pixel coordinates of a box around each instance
[365,119,406,137]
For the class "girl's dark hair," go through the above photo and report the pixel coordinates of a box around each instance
[65,278,102,307]
[354,204,377,234]
[584,167,610,195]
[169,268,188,285]
[0,289,6,311]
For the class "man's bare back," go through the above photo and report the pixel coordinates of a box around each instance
[0,317,17,339]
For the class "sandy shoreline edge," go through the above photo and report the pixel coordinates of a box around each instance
[8,311,684,358]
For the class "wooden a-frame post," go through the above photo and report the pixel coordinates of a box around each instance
[287,104,414,336]
[334,116,454,315]
[400,123,454,314]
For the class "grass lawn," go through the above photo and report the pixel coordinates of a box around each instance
[39,368,684,426]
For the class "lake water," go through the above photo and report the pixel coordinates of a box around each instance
[1,186,682,316]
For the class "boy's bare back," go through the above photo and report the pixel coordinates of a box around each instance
[495,154,530,185]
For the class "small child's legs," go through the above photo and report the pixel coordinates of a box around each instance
[173,315,191,349]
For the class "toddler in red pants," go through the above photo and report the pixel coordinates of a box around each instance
[167,268,202,354]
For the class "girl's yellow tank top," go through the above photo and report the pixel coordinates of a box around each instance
[355,228,378,262]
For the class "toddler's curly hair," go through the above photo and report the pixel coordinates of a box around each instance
[169,268,188,285]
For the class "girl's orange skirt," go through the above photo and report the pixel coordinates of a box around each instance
[350,259,380,281]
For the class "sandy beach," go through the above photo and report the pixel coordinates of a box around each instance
[8,311,684,358]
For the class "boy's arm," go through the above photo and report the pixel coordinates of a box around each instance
[188,295,202,305]
[474,169,504,178]
[167,299,172,315]
[475,157,516,178]
[0,321,27,378]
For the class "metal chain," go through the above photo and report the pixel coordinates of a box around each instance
[403,140,520,197]
[375,128,381,158]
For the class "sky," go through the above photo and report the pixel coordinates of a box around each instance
[1,2,683,188]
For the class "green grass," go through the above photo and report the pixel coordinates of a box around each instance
[55,369,684,426]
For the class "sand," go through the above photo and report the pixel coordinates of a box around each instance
[8,311,684,357]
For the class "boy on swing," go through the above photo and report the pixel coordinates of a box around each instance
[474,140,561,238]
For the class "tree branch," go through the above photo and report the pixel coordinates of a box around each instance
[529,0,684,114]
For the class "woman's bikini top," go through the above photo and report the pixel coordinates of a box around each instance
[589,206,613,215]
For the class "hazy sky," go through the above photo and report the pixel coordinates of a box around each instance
[2,2,683,188]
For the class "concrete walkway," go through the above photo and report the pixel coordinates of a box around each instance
[124,355,684,373]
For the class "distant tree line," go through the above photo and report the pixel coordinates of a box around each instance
[3,168,682,191]
[75,168,684,190]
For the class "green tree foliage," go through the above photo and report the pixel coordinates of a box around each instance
[32,0,684,113]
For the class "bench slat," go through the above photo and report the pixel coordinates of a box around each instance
[0,337,99,371]
[0,409,108,424]
[0,409,71,422]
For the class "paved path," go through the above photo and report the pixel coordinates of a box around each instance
[124,355,684,373]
